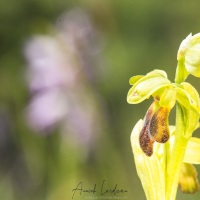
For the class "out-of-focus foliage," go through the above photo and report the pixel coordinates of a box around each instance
[1,0,200,199]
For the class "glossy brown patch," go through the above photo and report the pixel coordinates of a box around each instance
[139,121,155,156]
[139,102,157,156]
[149,107,170,143]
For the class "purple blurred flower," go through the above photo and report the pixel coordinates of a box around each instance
[25,35,78,92]
[56,9,101,82]
[27,89,68,131]
[24,9,105,149]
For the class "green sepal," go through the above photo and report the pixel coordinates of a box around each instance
[190,33,200,46]
[177,33,200,78]
[185,43,200,77]
[176,82,200,137]
[159,87,176,109]
[146,69,168,78]
[184,137,200,164]
[127,71,171,104]
[129,75,144,85]
[131,120,165,200]
[175,83,200,115]
[177,33,192,61]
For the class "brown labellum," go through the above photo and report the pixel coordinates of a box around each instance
[149,106,170,143]
[139,121,155,156]
[139,102,156,156]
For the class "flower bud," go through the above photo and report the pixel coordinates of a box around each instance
[179,163,199,194]
[178,33,200,77]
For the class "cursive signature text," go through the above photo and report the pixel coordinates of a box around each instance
[72,180,128,199]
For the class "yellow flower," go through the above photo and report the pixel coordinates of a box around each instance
[127,33,200,200]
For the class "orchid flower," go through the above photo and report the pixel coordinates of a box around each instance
[24,10,104,156]
[127,33,200,200]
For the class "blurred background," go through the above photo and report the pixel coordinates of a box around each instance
[1,0,200,199]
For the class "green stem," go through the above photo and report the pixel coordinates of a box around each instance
[166,103,189,200]
[175,60,188,84]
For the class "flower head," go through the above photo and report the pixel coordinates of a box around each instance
[127,69,200,156]
[127,33,200,200]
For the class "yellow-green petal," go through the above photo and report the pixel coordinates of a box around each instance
[178,33,200,77]
[190,33,200,46]
[146,69,168,78]
[184,137,200,164]
[129,75,144,85]
[127,73,171,104]
[131,120,165,200]
[185,43,200,77]
[179,163,199,193]
[177,33,192,61]
[176,82,200,137]
[159,87,176,109]
[175,83,200,114]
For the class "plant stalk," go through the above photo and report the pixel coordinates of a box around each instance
[166,103,189,200]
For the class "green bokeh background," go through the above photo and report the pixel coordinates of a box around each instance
[1,0,200,199]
